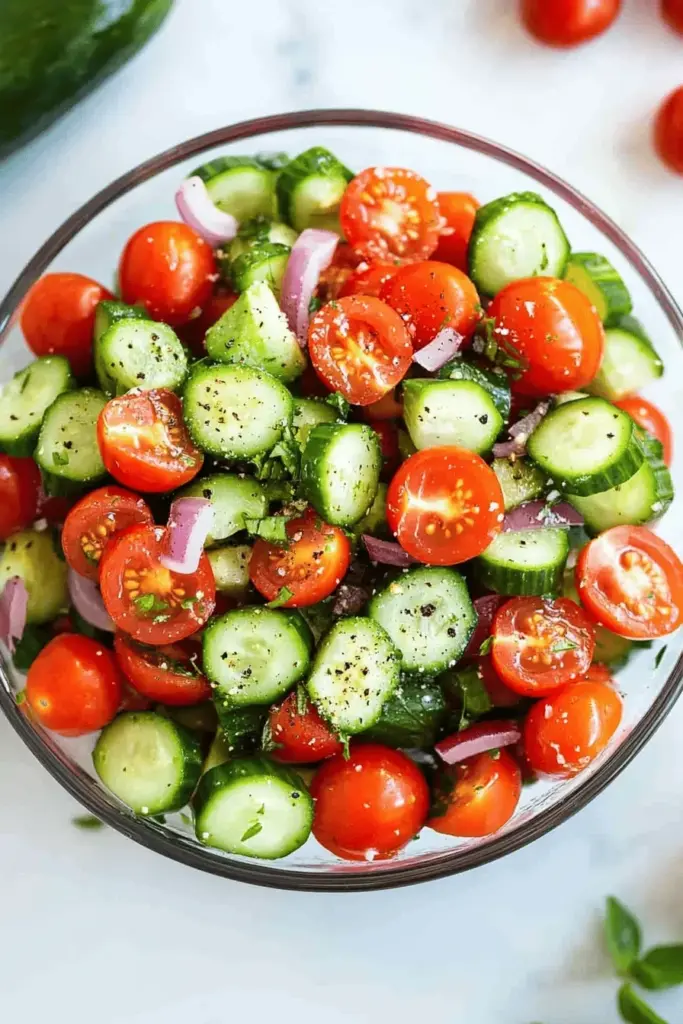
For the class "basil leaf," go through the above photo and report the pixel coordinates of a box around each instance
[631,945,683,990]
[267,586,294,609]
[295,683,308,717]
[605,896,642,975]
[617,983,669,1024]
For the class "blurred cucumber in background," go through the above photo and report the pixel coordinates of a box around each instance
[0,0,173,159]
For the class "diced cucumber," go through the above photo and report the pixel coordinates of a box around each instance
[291,398,338,449]
[476,528,570,596]
[468,191,570,296]
[350,482,388,540]
[554,390,588,406]
[94,300,148,343]
[94,319,188,397]
[587,315,663,402]
[203,732,231,774]
[0,528,68,624]
[35,388,107,487]
[492,457,546,511]
[207,544,252,599]
[397,427,417,461]
[228,217,297,261]
[193,757,313,859]
[402,378,503,455]
[229,243,291,298]
[306,617,401,735]
[192,156,277,220]
[276,147,353,232]
[437,359,511,419]
[183,363,293,460]
[179,472,267,546]
[214,703,267,756]
[301,423,382,527]
[564,252,632,324]
[0,356,74,457]
[364,680,447,748]
[205,282,305,384]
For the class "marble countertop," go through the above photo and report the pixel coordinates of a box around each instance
[1,2,682,1022]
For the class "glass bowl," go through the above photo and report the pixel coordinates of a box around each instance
[1,110,682,892]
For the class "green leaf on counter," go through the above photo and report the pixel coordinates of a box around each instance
[617,983,668,1024]
[631,945,683,990]
[605,896,642,975]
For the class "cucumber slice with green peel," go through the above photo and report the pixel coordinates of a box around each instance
[179,472,267,546]
[476,528,570,596]
[402,378,504,455]
[369,566,477,677]
[0,356,74,457]
[276,147,353,232]
[94,300,148,343]
[183,363,293,460]
[291,398,338,449]
[566,448,673,533]
[564,252,632,324]
[203,732,231,774]
[205,282,305,384]
[554,390,589,406]
[527,397,644,496]
[397,427,417,461]
[214,703,267,757]
[203,607,313,707]
[228,218,298,261]
[193,757,313,859]
[0,529,68,624]
[436,359,511,419]
[586,316,663,402]
[301,423,382,527]
[364,680,447,748]
[350,483,388,540]
[306,617,401,735]
[206,544,252,598]
[35,388,107,486]
[93,712,203,815]
[492,457,546,511]
[228,243,291,298]
[468,191,570,296]
[192,156,277,220]
[94,319,188,397]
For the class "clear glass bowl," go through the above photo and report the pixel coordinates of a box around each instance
[1,110,682,892]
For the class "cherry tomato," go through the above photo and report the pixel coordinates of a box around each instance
[113,632,210,706]
[386,446,504,565]
[492,596,595,696]
[487,278,604,396]
[38,494,76,526]
[0,456,41,541]
[316,243,363,302]
[380,260,480,350]
[340,167,441,263]
[311,744,429,860]
[26,634,123,736]
[363,388,403,422]
[429,750,521,838]
[434,192,480,272]
[662,0,683,34]
[521,0,621,47]
[654,87,683,176]
[178,289,238,357]
[339,261,401,299]
[616,397,672,466]
[119,681,153,712]
[119,221,216,325]
[97,389,203,493]
[61,486,153,580]
[99,524,215,644]
[576,526,683,639]
[269,691,342,764]
[249,509,351,607]
[298,361,330,399]
[371,420,400,477]
[21,272,113,377]
[477,656,524,708]
[523,675,623,778]
[308,295,413,406]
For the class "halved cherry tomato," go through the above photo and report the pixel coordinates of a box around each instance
[380,260,480,349]
[434,192,480,272]
[178,289,238,357]
[119,221,216,325]
[576,525,683,639]
[316,242,363,302]
[386,446,504,565]
[269,691,342,763]
[308,295,413,406]
[662,0,683,34]
[21,272,113,377]
[492,596,595,696]
[654,86,683,175]
[61,486,153,580]
[97,389,203,492]
[523,674,623,778]
[521,0,621,47]
[311,744,429,860]
[616,396,673,466]
[371,420,400,478]
[113,632,210,705]
[477,656,523,708]
[249,509,351,607]
[340,167,441,263]
[26,634,122,736]
[487,277,604,395]
[429,750,521,838]
[99,524,215,644]
[339,261,401,299]
[363,388,404,422]
[0,456,41,541]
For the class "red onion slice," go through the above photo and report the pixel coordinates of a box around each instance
[493,400,551,458]
[280,229,339,346]
[412,328,464,372]
[435,720,521,765]
[0,577,28,653]
[463,594,506,658]
[175,176,238,247]
[68,570,114,633]
[502,500,584,532]
[161,498,213,575]
[362,535,416,567]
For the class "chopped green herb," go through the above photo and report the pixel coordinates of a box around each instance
[324,391,350,420]
[479,636,493,656]
[550,640,578,654]
[72,814,105,830]
[240,820,263,842]
[267,586,294,608]
[308,295,323,315]
[52,450,69,467]
[245,515,291,546]
[654,646,667,670]
[179,812,192,827]
[14,689,26,705]
[340,734,351,760]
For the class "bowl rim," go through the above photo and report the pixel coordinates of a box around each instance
[1,107,682,892]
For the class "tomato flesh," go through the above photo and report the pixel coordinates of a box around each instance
[654,87,683,175]
[380,260,480,349]
[662,0,683,34]
[62,485,153,580]
[434,192,480,271]
[616,397,673,466]
[269,691,342,763]
[429,750,521,838]
[21,272,113,377]
[113,632,210,705]
[0,456,41,541]
[521,0,621,47]
[339,261,401,299]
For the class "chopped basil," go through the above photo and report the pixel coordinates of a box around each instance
[267,586,294,608]
[240,820,263,842]
[72,814,105,830]
[479,635,493,656]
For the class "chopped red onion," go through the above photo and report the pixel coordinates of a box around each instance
[493,400,551,459]
[503,500,584,532]
[175,176,238,247]
[362,535,416,567]
[435,720,521,765]
[0,577,28,653]
[280,229,339,346]
[463,594,506,658]
[68,570,114,633]
[161,498,213,574]
[412,328,464,372]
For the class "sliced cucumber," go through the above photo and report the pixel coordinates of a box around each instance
[306,617,401,734]
[567,448,673,533]
[350,482,388,540]
[492,457,546,511]
[179,472,267,546]
[0,356,74,457]
[214,703,267,757]
[229,243,291,298]
[94,300,148,343]
[436,359,511,419]
[587,315,663,402]
[301,423,382,527]
[468,191,570,296]
[402,378,503,455]
[364,680,447,748]
[192,156,276,220]
[276,147,353,232]
[193,757,313,859]
[93,712,202,815]
[397,427,417,461]
[206,544,252,599]
[564,252,632,324]
[476,528,570,596]
[95,319,188,397]
[203,732,232,774]
[0,528,68,624]
[35,388,107,487]
[291,398,338,449]
[228,217,297,261]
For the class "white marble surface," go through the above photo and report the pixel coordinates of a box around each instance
[1,2,683,1022]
